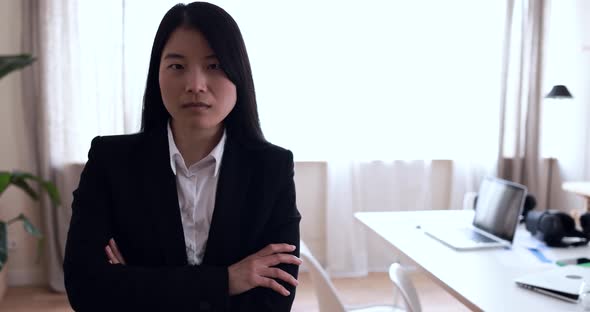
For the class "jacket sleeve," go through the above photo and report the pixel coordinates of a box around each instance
[63,137,229,312]
[231,150,301,311]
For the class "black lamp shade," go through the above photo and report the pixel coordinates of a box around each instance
[545,85,573,99]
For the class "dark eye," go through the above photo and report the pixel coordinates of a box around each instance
[207,63,222,70]
[168,64,184,70]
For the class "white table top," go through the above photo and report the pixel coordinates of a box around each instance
[355,210,590,312]
[563,182,590,198]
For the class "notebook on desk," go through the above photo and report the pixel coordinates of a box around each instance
[515,265,590,302]
[424,177,527,250]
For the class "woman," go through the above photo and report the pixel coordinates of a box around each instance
[63,2,301,311]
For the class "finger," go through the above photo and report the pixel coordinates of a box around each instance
[109,239,126,265]
[263,253,302,267]
[260,267,299,287]
[105,245,120,264]
[257,244,296,257]
[259,276,291,296]
[108,241,125,265]
[105,246,118,264]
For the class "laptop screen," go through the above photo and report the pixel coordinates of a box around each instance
[472,177,527,242]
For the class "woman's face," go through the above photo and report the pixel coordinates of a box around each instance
[159,27,237,131]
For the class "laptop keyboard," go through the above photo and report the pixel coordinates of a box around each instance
[459,228,497,243]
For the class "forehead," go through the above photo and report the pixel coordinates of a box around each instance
[162,27,214,59]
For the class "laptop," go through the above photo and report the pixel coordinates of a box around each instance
[424,176,527,250]
[515,265,590,302]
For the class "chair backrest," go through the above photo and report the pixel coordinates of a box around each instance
[299,240,347,312]
[463,191,478,210]
[388,263,422,312]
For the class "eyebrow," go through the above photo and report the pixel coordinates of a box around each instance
[163,53,185,60]
[162,53,218,60]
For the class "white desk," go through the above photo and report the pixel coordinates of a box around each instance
[563,181,590,211]
[355,210,590,312]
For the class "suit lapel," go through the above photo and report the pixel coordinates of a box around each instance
[203,135,252,265]
[141,126,188,265]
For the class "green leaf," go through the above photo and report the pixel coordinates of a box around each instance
[0,222,6,272]
[2,216,44,266]
[0,172,10,195]
[9,172,62,206]
[0,171,61,206]
[13,215,44,263]
[0,54,35,80]
[19,214,42,238]
[41,181,61,206]
[10,176,39,200]
[10,171,35,180]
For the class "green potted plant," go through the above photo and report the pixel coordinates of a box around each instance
[0,54,61,298]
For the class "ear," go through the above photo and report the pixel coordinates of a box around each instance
[538,212,563,236]
[525,210,544,234]
[520,194,537,223]
[537,212,567,246]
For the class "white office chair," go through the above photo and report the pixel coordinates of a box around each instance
[299,240,422,312]
[463,191,478,210]
[388,263,421,312]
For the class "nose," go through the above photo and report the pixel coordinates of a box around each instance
[185,68,207,93]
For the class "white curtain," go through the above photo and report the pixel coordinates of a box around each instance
[119,0,508,161]
[36,1,129,164]
[325,160,490,276]
[317,0,506,275]
[497,0,546,208]
[23,0,128,291]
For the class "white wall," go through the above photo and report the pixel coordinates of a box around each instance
[0,0,46,285]
[575,1,590,181]
[544,0,590,212]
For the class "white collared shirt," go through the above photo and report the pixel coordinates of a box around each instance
[167,123,226,265]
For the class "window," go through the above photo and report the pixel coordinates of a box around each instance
[121,0,507,161]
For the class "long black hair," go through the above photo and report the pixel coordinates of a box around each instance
[141,2,266,145]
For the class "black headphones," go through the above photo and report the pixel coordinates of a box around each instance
[473,193,590,247]
[525,210,590,247]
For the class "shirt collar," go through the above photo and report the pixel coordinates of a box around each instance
[167,122,226,177]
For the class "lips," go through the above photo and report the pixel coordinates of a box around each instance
[181,102,211,109]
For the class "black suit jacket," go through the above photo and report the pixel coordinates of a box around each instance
[63,125,301,312]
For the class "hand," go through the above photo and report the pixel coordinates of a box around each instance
[228,243,301,297]
[105,238,126,265]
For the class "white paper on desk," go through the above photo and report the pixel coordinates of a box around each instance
[492,246,554,270]
[514,229,545,249]
[509,232,555,268]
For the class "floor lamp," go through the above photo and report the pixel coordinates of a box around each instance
[543,85,573,209]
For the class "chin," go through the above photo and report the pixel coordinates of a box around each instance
[171,114,225,131]
[186,120,223,132]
